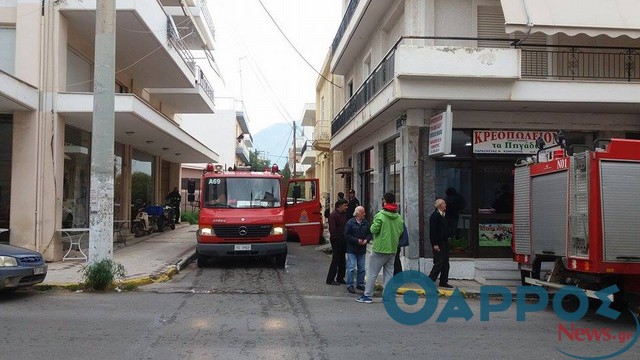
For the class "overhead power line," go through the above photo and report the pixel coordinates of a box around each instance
[257,0,342,89]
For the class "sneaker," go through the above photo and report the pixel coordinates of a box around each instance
[356,285,365,291]
[356,295,373,304]
[347,286,355,294]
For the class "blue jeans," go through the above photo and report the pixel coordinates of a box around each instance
[346,253,365,287]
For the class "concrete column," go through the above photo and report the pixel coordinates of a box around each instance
[400,109,424,270]
[404,0,433,45]
[10,2,64,260]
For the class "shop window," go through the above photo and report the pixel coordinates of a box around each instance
[434,161,472,256]
[131,149,154,208]
[63,126,92,228]
[0,27,16,75]
[114,143,124,220]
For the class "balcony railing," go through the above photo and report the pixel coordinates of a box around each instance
[196,67,215,105]
[331,36,640,136]
[331,0,360,56]
[313,123,331,141]
[199,0,216,40]
[167,15,196,75]
[300,140,312,157]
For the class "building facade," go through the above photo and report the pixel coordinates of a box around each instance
[0,0,218,260]
[327,0,640,275]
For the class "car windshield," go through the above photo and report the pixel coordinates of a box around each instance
[203,177,281,208]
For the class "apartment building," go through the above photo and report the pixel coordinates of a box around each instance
[327,0,640,274]
[0,0,218,260]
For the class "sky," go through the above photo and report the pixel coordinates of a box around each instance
[204,0,342,137]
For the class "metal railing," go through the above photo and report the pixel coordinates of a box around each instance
[331,0,360,56]
[196,67,215,105]
[300,140,312,157]
[198,0,216,40]
[167,15,196,75]
[331,45,395,135]
[331,36,640,136]
[313,123,331,141]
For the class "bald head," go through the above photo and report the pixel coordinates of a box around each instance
[435,198,446,212]
[354,205,365,220]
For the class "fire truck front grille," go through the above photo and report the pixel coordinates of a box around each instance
[213,225,273,238]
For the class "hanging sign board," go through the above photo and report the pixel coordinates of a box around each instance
[473,130,556,154]
[428,105,453,156]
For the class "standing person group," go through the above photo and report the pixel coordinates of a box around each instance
[357,192,404,304]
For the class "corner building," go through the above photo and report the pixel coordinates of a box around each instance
[327,0,640,279]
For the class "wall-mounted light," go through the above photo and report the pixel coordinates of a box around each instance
[465,142,472,147]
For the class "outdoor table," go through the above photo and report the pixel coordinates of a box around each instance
[58,228,90,261]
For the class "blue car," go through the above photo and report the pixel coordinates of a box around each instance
[0,244,48,291]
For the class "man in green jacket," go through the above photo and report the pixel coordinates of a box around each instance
[357,192,404,304]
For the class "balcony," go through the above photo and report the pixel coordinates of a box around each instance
[300,140,316,165]
[161,0,215,51]
[57,92,218,163]
[60,1,196,88]
[235,141,250,164]
[331,36,640,146]
[0,70,39,112]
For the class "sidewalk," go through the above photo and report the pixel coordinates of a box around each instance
[39,223,198,288]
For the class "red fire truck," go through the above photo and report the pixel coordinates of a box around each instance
[513,138,640,311]
[196,163,322,268]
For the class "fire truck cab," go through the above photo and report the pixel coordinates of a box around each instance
[513,138,640,310]
[196,164,322,268]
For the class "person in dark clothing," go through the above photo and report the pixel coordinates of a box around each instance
[343,205,371,293]
[166,187,181,224]
[394,225,408,275]
[337,192,345,201]
[346,189,360,220]
[492,184,513,214]
[445,187,465,238]
[326,199,349,285]
[428,198,453,288]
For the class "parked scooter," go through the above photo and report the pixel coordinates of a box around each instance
[131,202,166,237]
[163,200,176,230]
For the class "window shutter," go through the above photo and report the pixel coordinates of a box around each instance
[477,6,508,48]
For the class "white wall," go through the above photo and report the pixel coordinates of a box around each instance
[181,110,235,168]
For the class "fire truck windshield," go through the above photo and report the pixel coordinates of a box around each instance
[203,177,281,208]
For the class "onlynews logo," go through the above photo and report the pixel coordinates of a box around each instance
[383,271,639,360]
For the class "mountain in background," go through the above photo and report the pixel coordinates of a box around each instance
[252,122,298,167]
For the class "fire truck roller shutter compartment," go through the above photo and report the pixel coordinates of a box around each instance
[531,171,568,257]
[513,166,532,255]
[600,161,640,263]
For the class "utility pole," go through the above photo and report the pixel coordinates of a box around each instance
[292,121,296,178]
[89,0,116,262]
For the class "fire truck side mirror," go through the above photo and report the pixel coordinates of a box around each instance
[187,194,196,203]
[187,179,196,194]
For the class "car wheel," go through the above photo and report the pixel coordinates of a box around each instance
[197,253,208,268]
[275,252,287,268]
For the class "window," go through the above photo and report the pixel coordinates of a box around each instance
[203,177,281,208]
[347,80,354,99]
[131,149,154,206]
[0,28,16,75]
[358,148,374,219]
[67,49,93,92]
[383,137,400,201]
[63,126,92,228]
[0,117,12,231]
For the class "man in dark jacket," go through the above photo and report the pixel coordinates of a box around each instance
[428,198,453,288]
[326,199,349,285]
[166,187,181,224]
[346,189,360,220]
[343,205,371,294]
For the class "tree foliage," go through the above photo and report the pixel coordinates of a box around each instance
[281,162,292,183]
[248,149,271,171]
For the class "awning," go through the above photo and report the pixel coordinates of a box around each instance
[500,0,640,38]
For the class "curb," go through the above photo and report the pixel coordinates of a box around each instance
[397,286,480,298]
[35,250,197,291]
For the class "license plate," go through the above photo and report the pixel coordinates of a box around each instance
[33,267,46,275]
[234,244,251,251]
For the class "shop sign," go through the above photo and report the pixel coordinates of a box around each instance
[428,105,453,156]
[479,223,512,247]
[473,130,555,154]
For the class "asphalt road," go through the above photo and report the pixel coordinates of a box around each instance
[1,243,638,360]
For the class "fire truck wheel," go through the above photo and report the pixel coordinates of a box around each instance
[275,253,287,268]
[197,253,208,268]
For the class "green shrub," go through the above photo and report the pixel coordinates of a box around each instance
[181,210,199,225]
[81,259,126,291]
